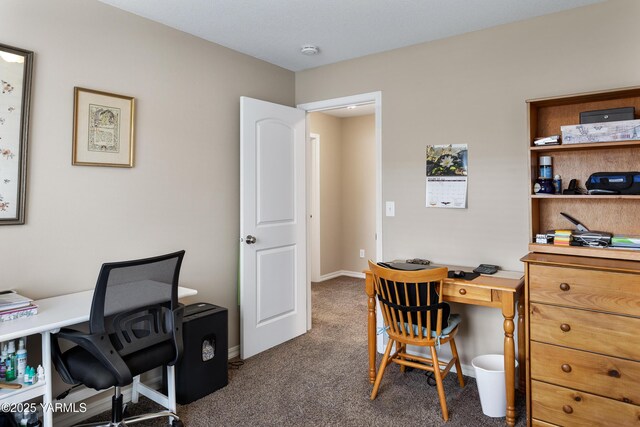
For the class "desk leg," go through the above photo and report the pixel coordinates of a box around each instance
[366,271,376,384]
[502,293,516,427]
[41,332,53,427]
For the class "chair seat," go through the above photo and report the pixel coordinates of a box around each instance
[387,313,462,341]
[424,313,461,338]
[63,341,175,390]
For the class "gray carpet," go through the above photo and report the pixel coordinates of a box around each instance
[88,276,526,426]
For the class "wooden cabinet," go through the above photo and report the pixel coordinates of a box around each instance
[524,86,640,425]
[526,86,640,262]
[522,253,640,426]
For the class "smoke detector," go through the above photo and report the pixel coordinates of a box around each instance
[300,45,320,56]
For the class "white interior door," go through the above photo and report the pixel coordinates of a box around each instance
[240,96,307,359]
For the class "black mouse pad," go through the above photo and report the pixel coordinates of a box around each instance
[447,271,480,281]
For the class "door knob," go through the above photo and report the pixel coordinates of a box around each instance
[245,235,257,244]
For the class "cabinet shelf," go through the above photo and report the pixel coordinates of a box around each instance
[531,194,640,199]
[530,139,640,152]
[528,243,640,262]
[0,381,46,405]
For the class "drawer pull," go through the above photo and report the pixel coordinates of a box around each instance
[563,405,573,414]
[608,369,621,378]
[559,282,570,291]
[458,288,467,295]
[560,323,571,332]
[561,364,572,373]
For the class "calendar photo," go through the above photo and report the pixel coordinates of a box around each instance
[426,144,468,208]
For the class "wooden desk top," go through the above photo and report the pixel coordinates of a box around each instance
[366,263,524,293]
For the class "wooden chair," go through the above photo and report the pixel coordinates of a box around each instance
[368,261,465,421]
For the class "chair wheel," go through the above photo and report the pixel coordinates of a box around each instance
[172,419,184,427]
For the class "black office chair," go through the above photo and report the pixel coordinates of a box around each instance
[52,251,186,427]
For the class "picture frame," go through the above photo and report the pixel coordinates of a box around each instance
[0,43,33,225]
[72,87,135,167]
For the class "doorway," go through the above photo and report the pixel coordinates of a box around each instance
[298,92,382,329]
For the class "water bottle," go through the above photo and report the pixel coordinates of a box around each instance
[16,338,27,377]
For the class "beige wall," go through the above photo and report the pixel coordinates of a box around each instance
[297,0,640,364]
[2,0,294,353]
[341,115,376,272]
[309,113,376,276]
[309,112,343,275]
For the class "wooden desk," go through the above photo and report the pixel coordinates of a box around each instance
[365,268,524,426]
[0,286,197,427]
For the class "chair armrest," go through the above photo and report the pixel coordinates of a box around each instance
[52,328,133,385]
[51,330,79,385]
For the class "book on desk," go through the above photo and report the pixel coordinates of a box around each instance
[0,290,37,322]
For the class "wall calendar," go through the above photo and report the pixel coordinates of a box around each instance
[426,144,468,209]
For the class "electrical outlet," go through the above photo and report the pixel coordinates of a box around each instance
[359,249,365,258]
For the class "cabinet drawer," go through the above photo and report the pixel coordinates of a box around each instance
[442,283,491,302]
[532,420,559,427]
[532,380,640,427]
[530,303,640,360]
[531,341,640,404]
[529,264,640,316]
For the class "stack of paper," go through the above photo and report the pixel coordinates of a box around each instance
[534,135,561,146]
[553,230,572,246]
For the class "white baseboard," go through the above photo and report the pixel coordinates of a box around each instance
[459,363,475,378]
[228,344,240,359]
[55,346,241,426]
[318,270,365,281]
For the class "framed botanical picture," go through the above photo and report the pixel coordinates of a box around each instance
[72,87,135,167]
[0,43,33,225]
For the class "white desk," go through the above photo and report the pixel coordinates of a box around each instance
[0,286,197,427]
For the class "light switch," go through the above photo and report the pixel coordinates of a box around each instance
[385,201,395,217]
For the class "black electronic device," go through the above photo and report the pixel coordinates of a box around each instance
[579,107,635,124]
[169,302,228,404]
[586,172,640,195]
[473,264,499,275]
[452,270,466,278]
[378,261,434,271]
[406,258,431,265]
[562,178,586,195]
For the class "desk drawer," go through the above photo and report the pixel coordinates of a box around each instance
[532,380,640,427]
[529,264,640,316]
[531,341,640,404]
[442,283,492,302]
[530,303,640,360]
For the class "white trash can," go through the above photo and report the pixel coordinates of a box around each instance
[471,354,517,417]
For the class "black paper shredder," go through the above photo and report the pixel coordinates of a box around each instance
[173,302,228,404]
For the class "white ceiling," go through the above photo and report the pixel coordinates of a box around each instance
[98,0,603,72]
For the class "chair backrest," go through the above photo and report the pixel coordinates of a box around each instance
[89,251,185,354]
[368,260,448,344]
